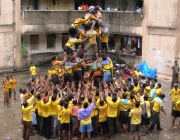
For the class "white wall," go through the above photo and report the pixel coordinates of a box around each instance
[22,34,64,54]
[0,0,13,25]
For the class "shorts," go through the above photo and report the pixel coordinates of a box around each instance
[131,124,141,133]
[32,75,36,79]
[172,110,180,117]
[60,123,70,131]
[141,117,150,125]
[74,70,82,80]
[71,116,78,128]
[79,123,93,133]
[57,120,61,130]
[51,74,60,85]
[64,73,73,83]
[103,71,111,82]
[119,111,129,124]
[31,112,37,125]
[4,92,9,102]
[64,46,74,55]
[101,42,108,50]
[12,89,16,93]
[99,121,107,128]
[8,88,12,97]
[107,117,116,134]
[96,38,102,50]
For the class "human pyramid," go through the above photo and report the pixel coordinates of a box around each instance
[19,6,169,140]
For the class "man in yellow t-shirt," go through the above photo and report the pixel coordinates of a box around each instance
[134,68,142,79]
[11,75,17,100]
[30,62,37,79]
[22,96,36,140]
[149,93,166,132]
[2,79,9,107]
[7,76,12,101]
[129,101,142,140]
[172,99,180,128]
[170,84,180,104]
[41,96,52,139]
[60,101,71,140]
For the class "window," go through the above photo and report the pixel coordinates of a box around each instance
[47,34,56,49]
[30,35,38,50]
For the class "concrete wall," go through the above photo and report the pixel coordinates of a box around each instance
[21,11,143,35]
[22,34,64,54]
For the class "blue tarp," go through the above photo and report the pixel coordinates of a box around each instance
[136,61,157,78]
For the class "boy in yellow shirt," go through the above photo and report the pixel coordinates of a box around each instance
[129,101,142,140]
[170,84,180,104]
[2,79,9,107]
[30,62,37,79]
[11,75,17,100]
[60,101,71,140]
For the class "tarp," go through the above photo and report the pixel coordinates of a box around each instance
[137,61,157,78]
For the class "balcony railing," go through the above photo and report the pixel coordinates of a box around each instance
[21,10,143,35]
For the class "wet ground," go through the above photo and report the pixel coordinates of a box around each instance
[0,70,178,140]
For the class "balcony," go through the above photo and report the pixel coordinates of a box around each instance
[21,10,143,35]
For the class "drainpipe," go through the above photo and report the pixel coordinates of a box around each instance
[12,0,16,70]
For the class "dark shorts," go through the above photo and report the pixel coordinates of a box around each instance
[51,74,60,85]
[141,117,150,125]
[64,73,73,83]
[64,46,74,55]
[101,42,108,50]
[71,116,78,128]
[96,38,102,50]
[107,117,116,134]
[9,88,12,97]
[74,70,82,80]
[172,110,180,117]
[57,120,61,130]
[99,121,107,128]
[131,124,141,133]
[60,123,70,131]
[120,111,129,124]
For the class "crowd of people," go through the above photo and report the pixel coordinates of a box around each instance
[4,3,179,140]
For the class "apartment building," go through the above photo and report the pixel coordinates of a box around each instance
[0,0,178,78]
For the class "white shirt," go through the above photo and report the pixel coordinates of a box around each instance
[20,94,23,104]
[78,6,82,10]
[136,8,142,12]
[89,6,94,10]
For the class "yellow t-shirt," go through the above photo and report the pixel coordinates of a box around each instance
[140,101,151,118]
[153,101,162,112]
[175,100,180,111]
[101,33,108,43]
[170,88,180,102]
[22,105,33,121]
[30,66,36,76]
[99,104,107,122]
[50,100,59,115]
[52,60,63,75]
[71,18,85,28]
[144,86,151,96]
[156,88,162,97]
[8,79,13,88]
[80,115,92,125]
[74,63,82,71]
[36,100,43,116]
[27,96,36,112]
[41,99,52,117]
[2,83,9,92]
[48,70,53,77]
[57,105,63,121]
[134,71,142,77]
[83,13,96,25]
[129,108,142,124]
[88,34,97,42]
[11,79,16,89]
[118,99,129,111]
[106,97,120,117]
[79,30,85,41]
[65,38,79,47]
[60,108,71,124]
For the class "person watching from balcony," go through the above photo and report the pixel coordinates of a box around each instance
[89,4,95,10]
[126,6,130,11]
[136,6,142,13]
[85,4,89,10]
[114,6,118,11]
[129,46,137,55]
[78,5,82,10]
[81,2,86,10]
[106,5,113,11]
[97,5,102,11]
